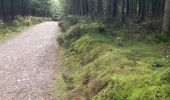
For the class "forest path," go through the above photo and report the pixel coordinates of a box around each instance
[0,22,61,100]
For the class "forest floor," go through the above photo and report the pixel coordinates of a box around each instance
[0,22,61,100]
[57,16,170,99]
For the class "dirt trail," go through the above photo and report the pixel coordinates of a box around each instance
[0,22,60,100]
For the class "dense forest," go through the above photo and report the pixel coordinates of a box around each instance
[0,0,170,100]
[0,0,58,21]
[60,0,170,34]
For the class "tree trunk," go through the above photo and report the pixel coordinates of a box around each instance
[11,0,15,20]
[162,0,170,34]
[121,0,125,23]
[1,0,7,21]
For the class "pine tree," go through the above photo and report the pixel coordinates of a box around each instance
[162,0,170,34]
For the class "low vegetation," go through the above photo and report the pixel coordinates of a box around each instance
[0,16,49,43]
[57,16,170,100]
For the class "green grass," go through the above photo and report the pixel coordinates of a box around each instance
[57,16,170,100]
[54,72,68,100]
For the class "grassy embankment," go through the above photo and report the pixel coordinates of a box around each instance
[56,16,170,100]
[0,16,49,43]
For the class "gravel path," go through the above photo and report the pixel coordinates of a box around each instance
[0,22,60,100]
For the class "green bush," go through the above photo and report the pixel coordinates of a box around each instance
[60,16,91,32]
[0,20,8,34]
[154,33,170,43]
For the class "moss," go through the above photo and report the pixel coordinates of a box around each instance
[129,85,170,100]
[58,16,170,100]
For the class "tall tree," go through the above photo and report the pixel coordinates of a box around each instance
[162,0,170,34]
[121,0,125,23]
[0,0,54,21]
[1,0,7,21]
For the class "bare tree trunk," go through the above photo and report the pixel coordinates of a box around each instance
[1,0,7,21]
[11,0,15,20]
[162,0,170,34]
[121,0,125,23]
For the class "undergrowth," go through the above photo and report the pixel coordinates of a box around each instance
[57,16,170,100]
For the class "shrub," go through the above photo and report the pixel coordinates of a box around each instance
[0,20,7,34]
[60,15,91,32]
[154,33,170,43]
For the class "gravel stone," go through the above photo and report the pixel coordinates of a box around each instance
[0,22,61,100]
